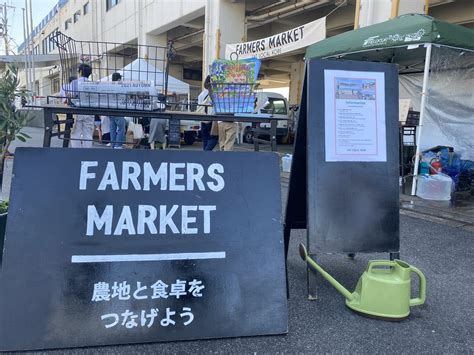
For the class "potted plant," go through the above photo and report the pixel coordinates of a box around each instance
[0,63,32,261]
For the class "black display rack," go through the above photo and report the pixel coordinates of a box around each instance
[50,31,172,111]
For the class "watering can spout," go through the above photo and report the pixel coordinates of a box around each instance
[299,243,353,301]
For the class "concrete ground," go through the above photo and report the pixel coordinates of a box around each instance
[3,127,474,353]
[27,210,474,354]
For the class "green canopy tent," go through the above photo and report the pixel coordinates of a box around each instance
[305,14,474,195]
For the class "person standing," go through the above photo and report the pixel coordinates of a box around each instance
[69,64,94,148]
[100,116,110,144]
[197,76,218,151]
[148,118,167,149]
[60,76,76,148]
[59,76,76,103]
[218,120,237,151]
[109,72,126,149]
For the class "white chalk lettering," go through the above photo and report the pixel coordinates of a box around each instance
[159,205,180,234]
[137,205,158,234]
[80,161,98,190]
[199,205,216,233]
[114,206,136,235]
[169,163,186,191]
[207,163,225,192]
[81,160,224,238]
[143,162,168,190]
[186,163,205,191]
[87,205,113,236]
[122,162,141,190]
[98,162,120,191]
[86,205,217,236]
[181,205,198,234]
[80,162,224,192]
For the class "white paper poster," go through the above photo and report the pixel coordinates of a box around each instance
[324,70,387,162]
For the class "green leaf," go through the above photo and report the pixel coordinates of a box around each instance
[0,63,33,153]
[18,132,31,139]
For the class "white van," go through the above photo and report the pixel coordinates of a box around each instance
[241,92,289,143]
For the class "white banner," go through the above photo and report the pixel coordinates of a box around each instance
[76,81,162,110]
[225,17,326,60]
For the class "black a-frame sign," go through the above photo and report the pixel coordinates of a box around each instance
[284,59,400,299]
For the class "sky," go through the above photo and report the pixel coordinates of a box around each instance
[2,0,58,54]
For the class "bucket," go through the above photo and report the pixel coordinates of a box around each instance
[416,173,453,201]
[281,154,292,173]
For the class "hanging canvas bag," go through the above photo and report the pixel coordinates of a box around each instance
[131,118,145,140]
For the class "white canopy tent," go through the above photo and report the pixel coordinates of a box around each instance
[102,58,191,104]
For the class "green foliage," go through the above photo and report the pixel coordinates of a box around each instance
[0,200,8,214]
[0,63,32,167]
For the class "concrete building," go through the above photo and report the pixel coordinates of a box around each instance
[18,0,474,104]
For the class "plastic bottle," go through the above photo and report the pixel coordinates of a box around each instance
[281,154,292,173]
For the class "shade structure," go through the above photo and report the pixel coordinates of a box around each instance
[306,14,474,61]
[305,14,474,195]
[103,58,190,95]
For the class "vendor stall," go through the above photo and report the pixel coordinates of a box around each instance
[102,58,191,99]
[305,14,474,195]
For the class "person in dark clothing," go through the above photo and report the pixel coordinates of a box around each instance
[59,76,78,148]
[198,76,218,151]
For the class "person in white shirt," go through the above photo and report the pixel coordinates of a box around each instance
[59,76,76,104]
[69,64,94,148]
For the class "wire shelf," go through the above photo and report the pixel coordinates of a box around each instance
[210,82,256,114]
[50,31,173,111]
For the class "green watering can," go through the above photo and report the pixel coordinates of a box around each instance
[299,244,426,320]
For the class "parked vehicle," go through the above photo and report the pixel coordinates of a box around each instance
[177,93,291,145]
[241,92,289,144]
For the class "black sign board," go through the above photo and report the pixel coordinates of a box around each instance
[285,59,400,283]
[0,148,287,351]
[168,118,181,147]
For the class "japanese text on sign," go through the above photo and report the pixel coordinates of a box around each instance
[91,279,205,301]
[92,279,205,329]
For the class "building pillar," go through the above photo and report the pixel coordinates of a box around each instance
[38,76,49,97]
[203,0,246,78]
[139,32,168,63]
[356,0,425,28]
[288,61,305,106]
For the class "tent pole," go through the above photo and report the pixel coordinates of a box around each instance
[411,43,432,196]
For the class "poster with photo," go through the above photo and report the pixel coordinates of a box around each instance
[324,70,387,162]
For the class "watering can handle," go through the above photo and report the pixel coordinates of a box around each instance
[409,266,427,307]
[367,260,396,273]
